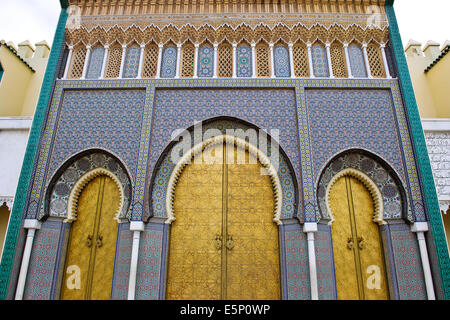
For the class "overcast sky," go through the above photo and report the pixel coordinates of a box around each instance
[0,0,448,49]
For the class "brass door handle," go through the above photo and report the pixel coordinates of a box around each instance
[347,237,353,250]
[358,236,365,250]
[96,235,103,248]
[226,235,234,250]
[215,234,222,250]
[86,235,93,248]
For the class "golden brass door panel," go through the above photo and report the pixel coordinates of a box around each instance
[167,143,281,300]
[90,176,120,300]
[227,146,280,300]
[61,175,120,300]
[166,148,224,300]
[330,176,388,300]
[330,176,360,300]
[350,178,389,300]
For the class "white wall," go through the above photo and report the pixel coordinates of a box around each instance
[0,117,31,205]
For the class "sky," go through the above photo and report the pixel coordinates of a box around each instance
[0,0,448,49]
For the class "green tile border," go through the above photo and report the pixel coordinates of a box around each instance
[385,2,450,299]
[0,8,68,300]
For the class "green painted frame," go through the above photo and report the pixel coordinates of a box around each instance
[386,0,450,299]
[0,7,68,299]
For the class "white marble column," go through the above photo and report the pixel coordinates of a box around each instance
[325,43,334,78]
[193,43,199,79]
[80,45,91,80]
[269,43,275,78]
[288,43,295,78]
[127,221,145,300]
[119,44,127,78]
[303,223,319,300]
[156,44,163,79]
[15,219,42,300]
[175,43,182,78]
[380,44,392,79]
[343,43,353,78]
[411,222,436,300]
[100,44,109,79]
[232,43,237,78]
[213,43,218,78]
[137,44,145,79]
[362,43,373,79]
[307,43,315,78]
[251,42,256,78]
[63,45,74,79]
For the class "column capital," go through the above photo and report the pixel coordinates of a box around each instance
[158,43,164,48]
[325,42,331,48]
[195,43,200,48]
[269,42,274,48]
[232,42,237,48]
[213,42,218,48]
[177,43,182,48]
[307,42,312,48]
[130,221,145,232]
[362,42,368,48]
[288,42,294,48]
[122,44,127,49]
[24,219,42,230]
[380,43,386,48]
[343,42,349,47]
[411,222,429,233]
[86,44,92,49]
[104,44,110,49]
[68,45,74,50]
[140,43,145,48]
[303,222,318,233]
[251,42,256,47]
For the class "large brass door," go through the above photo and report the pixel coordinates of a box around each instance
[166,143,280,300]
[330,176,389,300]
[61,175,120,300]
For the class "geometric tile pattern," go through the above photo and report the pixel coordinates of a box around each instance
[284,227,310,300]
[311,44,329,77]
[123,45,141,79]
[315,225,336,300]
[348,45,367,78]
[306,88,425,221]
[135,226,163,300]
[25,89,146,220]
[274,45,291,77]
[149,89,300,220]
[86,46,105,79]
[46,152,132,220]
[150,119,297,220]
[160,46,177,78]
[111,223,132,300]
[197,45,214,78]
[317,152,410,222]
[390,225,427,300]
[236,45,252,77]
[23,221,62,300]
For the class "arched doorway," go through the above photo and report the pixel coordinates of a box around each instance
[329,175,389,300]
[166,141,281,300]
[60,175,121,300]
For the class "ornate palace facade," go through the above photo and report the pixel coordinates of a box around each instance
[0,0,448,300]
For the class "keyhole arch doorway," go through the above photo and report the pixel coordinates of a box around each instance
[327,168,389,300]
[60,168,123,300]
[165,134,283,300]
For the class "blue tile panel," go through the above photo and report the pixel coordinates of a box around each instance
[311,45,329,77]
[348,45,367,78]
[160,46,177,78]
[236,45,252,77]
[198,45,214,78]
[274,45,291,77]
[123,46,141,79]
[86,46,105,79]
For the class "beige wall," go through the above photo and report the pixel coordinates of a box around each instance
[0,46,33,116]
[405,41,450,119]
[426,53,450,118]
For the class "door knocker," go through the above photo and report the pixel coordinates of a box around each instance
[96,235,103,248]
[86,235,93,248]
[226,235,234,250]
[357,236,365,250]
[215,234,222,250]
[347,237,354,250]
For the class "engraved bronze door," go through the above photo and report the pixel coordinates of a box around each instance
[166,143,281,300]
[61,175,120,300]
[330,176,389,300]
